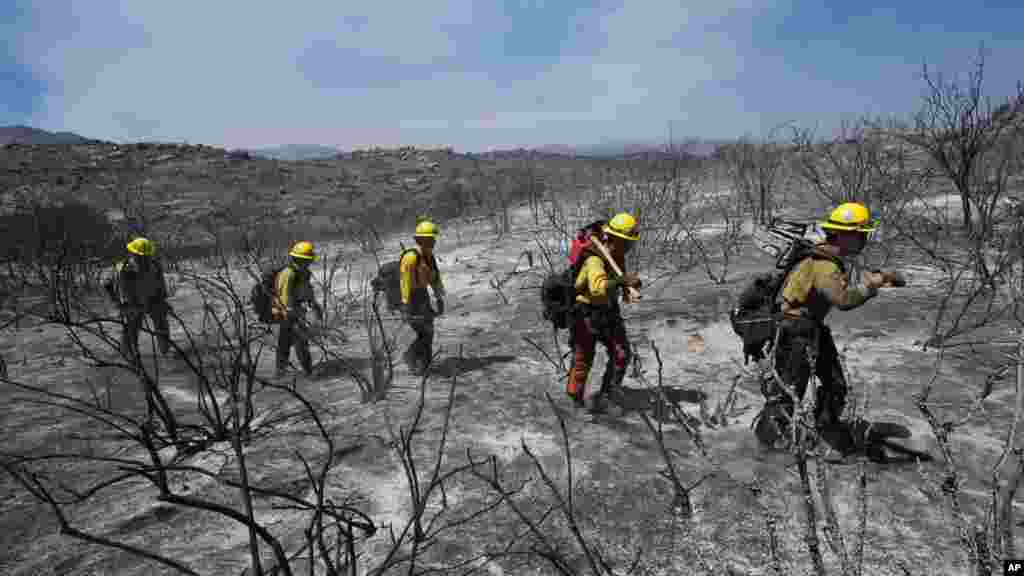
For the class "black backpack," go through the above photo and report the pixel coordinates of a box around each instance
[541,267,581,330]
[251,264,286,323]
[729,238,839,364]
[371,248,435,311]
[540,220,606,331]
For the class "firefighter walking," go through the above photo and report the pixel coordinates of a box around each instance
[104,237,173,359]
[566,212,643,414]
[273,241,325,377]
[772,202,900,461]
[400,220,447,375]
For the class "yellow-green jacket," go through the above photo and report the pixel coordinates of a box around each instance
[400,248,445,305]
[574,254,623,308]
[780,244,877,324]
[272,264,316,321]
[108,258,168,308]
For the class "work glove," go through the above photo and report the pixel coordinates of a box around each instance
[435,297,445,317]
[873,269,907,288]
[401,305,413,324]
[861,270,886,291]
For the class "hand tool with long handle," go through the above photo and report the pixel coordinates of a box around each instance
[589,235,642,302]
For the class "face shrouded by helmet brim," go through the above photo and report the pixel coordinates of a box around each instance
[822,202,876,233]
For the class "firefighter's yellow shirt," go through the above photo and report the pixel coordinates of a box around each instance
[780,245,877,324]
[112,258,168,306]
[574,254,619,307]
[273,265,315,318]
[399,248,445,305]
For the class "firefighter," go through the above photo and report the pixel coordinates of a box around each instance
[104,237,173,359]
[273,241,324,377]
[400,220,446,375]
[773,202,898,461]
[567,212,643,414]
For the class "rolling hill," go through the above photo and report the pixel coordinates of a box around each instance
[0,125,101,146]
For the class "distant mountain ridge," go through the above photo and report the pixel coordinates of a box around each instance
[0,125,100,145]
[1,126,726,161]
[250,144,341,161]
[528,140,724,158]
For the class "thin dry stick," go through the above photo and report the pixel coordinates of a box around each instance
[916,395,983,572]
[524,396,613,575]
[3,464,202,576]
[765,510,785,576]
[815,461,852,574]
[999,453,1024,561]
[647,342,707,456]
[992,332,1024,557]
[750,481,786,576]
[797,452,827,576]
[855,461,869,576]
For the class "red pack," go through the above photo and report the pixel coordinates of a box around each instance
[568,220,606,267]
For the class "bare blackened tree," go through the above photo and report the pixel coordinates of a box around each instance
[718,125,790,224]
[894,45,1024,235]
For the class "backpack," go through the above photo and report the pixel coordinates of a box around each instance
[104,258,167,307]
[540,221,606,331]
[251,264,286,323]
[103,261,123,304]
[729,237,829,365]
[371,248,435,311]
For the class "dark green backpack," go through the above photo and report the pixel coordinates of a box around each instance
[729,238,841,364]
[250,265,286,323]
[371,248,436,311]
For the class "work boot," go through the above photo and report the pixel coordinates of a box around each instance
[588,392,609,415]
[567,391,585,408]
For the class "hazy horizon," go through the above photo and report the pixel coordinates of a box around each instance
[4,1,1022,152]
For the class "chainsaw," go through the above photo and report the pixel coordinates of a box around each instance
[754,218,907,286]
[752,218,814,270]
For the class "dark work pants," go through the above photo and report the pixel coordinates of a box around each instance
[567,306,631,402]
[277,317,312,374]
[773,320,848,449]
[403,290,436,373]
[122,301,171,358]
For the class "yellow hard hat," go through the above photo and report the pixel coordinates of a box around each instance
[289,241,318,260]
[126,237,155,256]
[820,202,877,232]
[604,212,640,241]
[414,220,439,238]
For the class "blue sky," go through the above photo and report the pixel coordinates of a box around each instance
[4,0,1022,152]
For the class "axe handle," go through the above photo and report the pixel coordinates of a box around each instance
[589,235,641,301]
